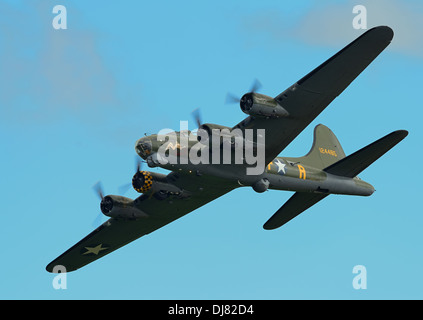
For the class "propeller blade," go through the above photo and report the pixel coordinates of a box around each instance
[92,181,104,200]
[91,181,107,227]
[249,78,262,93]
[191,108,202,128]
[135,155,144,173]
[225,92,240,104]
[226,78,262,105]
[118,182,132,195]
[118,156,146,195]
[92,213,107,228]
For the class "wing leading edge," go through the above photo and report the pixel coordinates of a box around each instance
[46,174,237,273]
[233,26,394,165]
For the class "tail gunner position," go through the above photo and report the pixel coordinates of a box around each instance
[47,26,407,272]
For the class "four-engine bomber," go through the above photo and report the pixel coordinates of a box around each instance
[46,26,407,273]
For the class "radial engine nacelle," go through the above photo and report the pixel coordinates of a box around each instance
[240,93,289,118]
[100,195,148,219]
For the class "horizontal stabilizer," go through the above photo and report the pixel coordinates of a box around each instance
[324,130,408,178]
[263,192,328,230]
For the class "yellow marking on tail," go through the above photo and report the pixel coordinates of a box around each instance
[319,147,337,157]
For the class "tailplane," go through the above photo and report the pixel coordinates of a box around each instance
[324,130,408,177]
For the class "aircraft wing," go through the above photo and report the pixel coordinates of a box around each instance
[46,174,237,272]
[233,26,394,165]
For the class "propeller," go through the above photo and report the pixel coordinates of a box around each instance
[118,156,145,195]
[225,92,241,104]
[134,155,142,173]
[249,78,262,93]
[225,78,262,104]
[93,181,104,200]
[191,108,202,129]
[92,181,107,227]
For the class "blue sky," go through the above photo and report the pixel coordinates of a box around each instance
[1,0,422,299]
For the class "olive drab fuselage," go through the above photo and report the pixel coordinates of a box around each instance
[134,129,375,198]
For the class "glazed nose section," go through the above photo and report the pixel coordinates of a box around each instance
[135,138,152,159]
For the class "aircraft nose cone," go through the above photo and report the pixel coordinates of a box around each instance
[135,139,142,155]
[135,138,152,159]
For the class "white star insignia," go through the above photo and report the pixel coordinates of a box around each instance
[83,244,108,256]
[274,159,286,175]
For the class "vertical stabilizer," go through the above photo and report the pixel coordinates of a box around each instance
[285,124,346,170]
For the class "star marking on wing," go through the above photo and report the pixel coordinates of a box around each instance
[82,244,109,256]
[274,159,286,175]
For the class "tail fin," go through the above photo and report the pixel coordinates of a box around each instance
[324,130,408,178]
[285,124,346,170]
